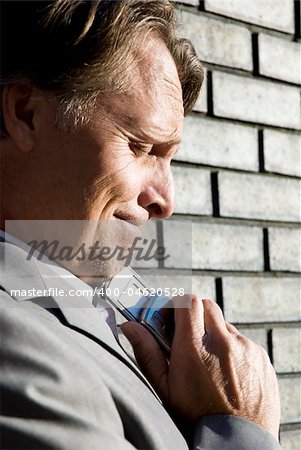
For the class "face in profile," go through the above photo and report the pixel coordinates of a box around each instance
[2,38,184,282]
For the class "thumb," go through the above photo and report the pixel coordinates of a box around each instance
[121,321,169,401]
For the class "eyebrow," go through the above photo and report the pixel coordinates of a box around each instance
[147,126,182,145]
[122,120,183,147]
[151,139,182,148]
[163,139,181,146]
[129,132,182,146]
[136,128,182,146]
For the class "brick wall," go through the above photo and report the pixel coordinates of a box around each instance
[129,1,301,448]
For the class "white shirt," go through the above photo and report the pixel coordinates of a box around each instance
[0,228,118,335]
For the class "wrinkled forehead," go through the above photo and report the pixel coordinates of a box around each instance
[139,43,183,110]
[102,38,184,143]
[134,37,182,94]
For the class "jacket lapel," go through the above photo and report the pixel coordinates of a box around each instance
[1,241,160,400]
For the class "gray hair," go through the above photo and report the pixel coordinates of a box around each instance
[1,0,204,133]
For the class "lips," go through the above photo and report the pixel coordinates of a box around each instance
[113,214,148,227]
[112,214,143,243]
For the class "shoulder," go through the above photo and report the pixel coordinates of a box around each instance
[0,290,114,410]
[0,289,129,449]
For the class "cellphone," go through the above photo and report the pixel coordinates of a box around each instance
[105,267,174,354]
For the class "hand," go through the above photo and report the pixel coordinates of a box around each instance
[121,296,280,440]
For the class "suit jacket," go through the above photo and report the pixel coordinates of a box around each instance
[0,241,282,449]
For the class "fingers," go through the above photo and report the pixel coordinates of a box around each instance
[226,322,240,335]
[173,296,228,342]
[121,321,169,400]
[202,299,228,335]
[173,295,205,338]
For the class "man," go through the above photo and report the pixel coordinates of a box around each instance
[0,1,281,449]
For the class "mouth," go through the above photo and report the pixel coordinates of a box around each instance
[113,214,148,228]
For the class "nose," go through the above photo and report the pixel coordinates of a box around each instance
[138,161,175,219]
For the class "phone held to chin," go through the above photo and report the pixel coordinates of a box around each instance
[104,267,175,355]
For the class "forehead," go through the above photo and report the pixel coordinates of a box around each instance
[102,38,184,143]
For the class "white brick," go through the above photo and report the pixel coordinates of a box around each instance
[140,273,216,300]
[280,429,301,450]
[172,166,212,215]
[191,275,216,300]
[273,328,301,373]
[163,219,192,269]
[192,68,207,113]
[204,0,295,34]
[163,220,262,271]
[177,116,258,171]
[219,171,301,222]
[269,228,301,272]
[259,34,301,85]
[278,376,301,423]
[131,220,158,269]
[236,327,268,351]
[178,11,252,70]
[264,130,301,177]
[137,270,193,294]
[223,277,301,323]
[213,72,301,129]
[191,223,263,270]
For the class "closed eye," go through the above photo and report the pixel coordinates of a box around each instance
[129,141,153,155]
[129,139,180,160]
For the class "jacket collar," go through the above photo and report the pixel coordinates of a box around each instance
[0,240,160,400]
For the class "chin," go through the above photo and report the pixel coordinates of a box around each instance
[78,259,129,286]
[59,218,141,283]
[12,217,141,285]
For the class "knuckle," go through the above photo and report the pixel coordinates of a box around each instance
[202,298,216,307]
[214,332,233,352]
[190,294,201,305]
[202,298,220,314]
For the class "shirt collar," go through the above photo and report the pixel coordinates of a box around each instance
[0,228,95,305]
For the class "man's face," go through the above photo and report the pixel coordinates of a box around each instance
[7,38,184,279]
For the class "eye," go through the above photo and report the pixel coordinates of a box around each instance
[129,141,153,156]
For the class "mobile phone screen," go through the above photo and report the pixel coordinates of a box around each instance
[105,267,174,353]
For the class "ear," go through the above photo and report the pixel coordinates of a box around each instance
[2,83,36,152]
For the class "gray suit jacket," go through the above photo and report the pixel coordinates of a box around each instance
[0,241,282,449]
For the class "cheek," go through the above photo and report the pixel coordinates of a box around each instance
[86,153,146,215]
[109,160,145,200]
